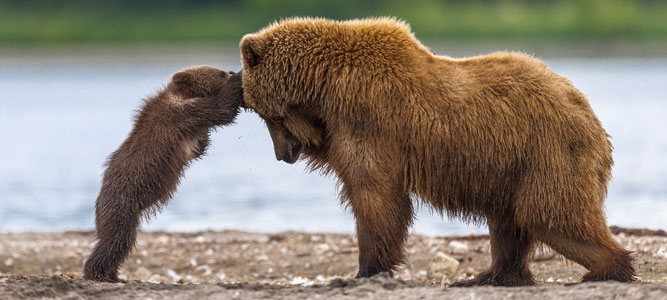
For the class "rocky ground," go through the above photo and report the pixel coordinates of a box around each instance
[0,228,665,299]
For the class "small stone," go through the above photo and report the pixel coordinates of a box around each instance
[315,243,330,252]
[440,274,449,288]
[195,236,206,243]
[448,241,469,254]
[147,274,164,283]
[217,272,226,281]
[165,269,181,282]
[656,246,667,259]
[428,252,459,280]
[546,277,555,283]
[135,267,152,280]
[155,235,170,245]
[465,267,478,276]
[290,276,314,286]
[195,264,212,276]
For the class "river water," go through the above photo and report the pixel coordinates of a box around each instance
[0,51,665,235]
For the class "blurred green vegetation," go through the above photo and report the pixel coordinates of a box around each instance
[0,0,666,45]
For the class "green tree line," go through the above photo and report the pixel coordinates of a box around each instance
[0,0,665,44]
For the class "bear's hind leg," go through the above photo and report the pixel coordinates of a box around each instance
[537,226,635,283]
[451,216,536,287]
[83,200,140,282]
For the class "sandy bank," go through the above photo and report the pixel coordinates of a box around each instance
[0,230,665,299]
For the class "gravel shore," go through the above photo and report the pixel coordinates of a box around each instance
[1,229,665,299]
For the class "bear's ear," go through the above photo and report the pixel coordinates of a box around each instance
[172,72,193,86]
[241,34,264,68]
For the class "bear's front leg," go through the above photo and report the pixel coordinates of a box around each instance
[338,165,414,278]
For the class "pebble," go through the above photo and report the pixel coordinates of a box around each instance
[448,241,469,254]
[165,269,182,282]
[315,243,330,252]
[428,251,460,280]
[147,274,164,283]
[135,267,152,280]
[155,235,170,245]
[195,265,212,276]
[290,276,314,286]
[440,274,449,288]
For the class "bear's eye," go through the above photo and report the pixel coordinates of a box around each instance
[219,71,228,78]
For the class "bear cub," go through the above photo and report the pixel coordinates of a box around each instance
[83,66,243,282]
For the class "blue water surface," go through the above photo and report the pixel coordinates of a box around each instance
[0,52,665,235]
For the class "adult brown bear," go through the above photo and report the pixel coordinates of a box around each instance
[239,17,635,286]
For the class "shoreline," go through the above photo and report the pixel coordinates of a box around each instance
[1,40,667,65]
[1,229,665,299]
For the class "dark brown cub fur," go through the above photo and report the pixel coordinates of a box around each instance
[83,66,242,282]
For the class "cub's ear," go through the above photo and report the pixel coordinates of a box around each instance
[241,34,263,68]
[172,72,193,85]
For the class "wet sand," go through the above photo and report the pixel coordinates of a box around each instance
[1,229,665,299]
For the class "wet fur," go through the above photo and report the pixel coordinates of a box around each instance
[240,17,635,285]
[83,67,243,282]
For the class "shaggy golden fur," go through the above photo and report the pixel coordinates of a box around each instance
[84,66,243,282]
[240,17,635,286]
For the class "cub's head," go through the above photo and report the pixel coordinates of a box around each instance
[168,65,238,99]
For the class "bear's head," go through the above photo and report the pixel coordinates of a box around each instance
[239,20,331,164]
[239,18,424,164]
[260,109,326,164]
[168,65,239,99]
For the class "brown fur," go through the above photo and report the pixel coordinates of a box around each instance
[240,17,635,285]
[83,66,243,282]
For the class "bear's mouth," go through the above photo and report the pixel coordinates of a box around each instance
[277,133,302,164]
